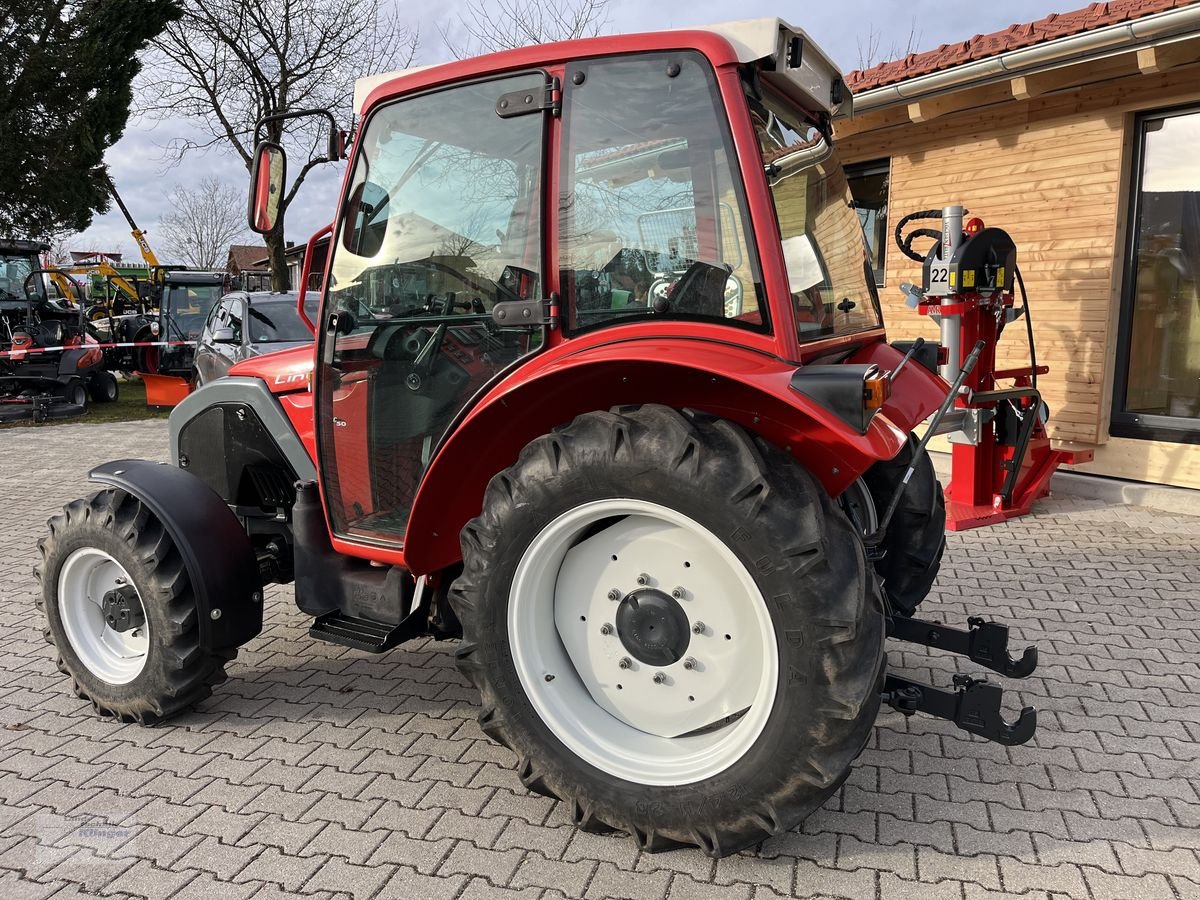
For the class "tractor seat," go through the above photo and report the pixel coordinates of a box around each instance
[24,321,65,348]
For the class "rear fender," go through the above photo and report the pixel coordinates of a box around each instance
[850,340,948,431]
[403,338,944,573]
[89,459,262,651]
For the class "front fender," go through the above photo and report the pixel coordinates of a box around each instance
[89,459,262,651]
[403,337,937,573]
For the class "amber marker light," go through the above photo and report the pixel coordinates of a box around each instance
[864,374,890,411]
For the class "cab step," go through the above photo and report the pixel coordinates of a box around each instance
[308,612,416,652]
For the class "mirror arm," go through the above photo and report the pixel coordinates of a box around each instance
[254,108,345,161]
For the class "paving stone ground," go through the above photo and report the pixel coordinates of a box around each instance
[1,419,1198,900]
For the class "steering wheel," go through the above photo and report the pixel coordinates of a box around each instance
[801,286,830,326]
[340,295,374,320]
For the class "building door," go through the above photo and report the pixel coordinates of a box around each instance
[1113,106,1200,444]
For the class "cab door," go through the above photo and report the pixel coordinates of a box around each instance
[316,71,552,545]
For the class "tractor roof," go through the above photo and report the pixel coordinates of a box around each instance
[0,238,50,256]
[163,270,224,285]
[353,18,849,121]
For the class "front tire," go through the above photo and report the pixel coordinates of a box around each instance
[62,378,87,409]
[35,489,234,723]
[89,371,119,403]
[451,405,885,856]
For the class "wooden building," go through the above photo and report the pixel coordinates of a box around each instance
[837,0,1200,489]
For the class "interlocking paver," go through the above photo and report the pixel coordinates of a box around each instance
[510,852,595,895]
[1,418,1197,900]
[234,845,327,891]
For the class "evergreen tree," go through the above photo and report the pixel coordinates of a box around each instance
[0,0,181,239]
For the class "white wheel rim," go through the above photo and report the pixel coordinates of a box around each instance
[509,499,779,786]
[57,548,149,684]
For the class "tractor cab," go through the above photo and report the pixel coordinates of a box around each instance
[135,269,226,406]
[246,19,896,551]
[0,239,48,330]
[156,270,224,376]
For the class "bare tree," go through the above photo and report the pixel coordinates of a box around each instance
[855,21,922,70]
[45,231,78,267]
[157,177,250,269]
[141,0,418,289]
[441,0,609,58]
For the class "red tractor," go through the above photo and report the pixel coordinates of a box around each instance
[36,20,1042,856]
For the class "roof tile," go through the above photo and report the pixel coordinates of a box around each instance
[846,0,1190,91]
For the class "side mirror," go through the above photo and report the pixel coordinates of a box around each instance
[212,326,237,344]
[248,141,286,234]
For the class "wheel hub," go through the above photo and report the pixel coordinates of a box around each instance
[101,585,145,634]
[615,589,690,666]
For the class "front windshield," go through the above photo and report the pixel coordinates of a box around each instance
[745,80,883,342]
[247,298,318,343]
[166,284,222,339]
[0,253,36,304]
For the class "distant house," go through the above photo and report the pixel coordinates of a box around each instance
[249,241,323,293]
[837,0,1200,490]
[226,244,271,292]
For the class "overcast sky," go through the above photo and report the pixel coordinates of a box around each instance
[79,0,1084,262]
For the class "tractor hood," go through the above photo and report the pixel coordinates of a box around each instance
[228,343,314,393]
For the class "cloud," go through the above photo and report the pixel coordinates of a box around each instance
[78,0,1084,259]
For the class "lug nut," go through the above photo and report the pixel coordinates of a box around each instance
[683,657,697,670]
[618,657,632,669]
[692,620,706,634]
[600,623,613,635]
[636,573,650,586]
[607,589,621,601]
[653,672,667,684]
[672,586,685,599]
[210,609,222,620]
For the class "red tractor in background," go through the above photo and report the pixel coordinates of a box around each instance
[1,239,117,423]
[36,20,1049,857]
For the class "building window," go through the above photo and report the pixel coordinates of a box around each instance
[846,159,889,286]
[1112,107,1200,445]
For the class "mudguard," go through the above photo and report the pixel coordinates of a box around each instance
[400,336,949,573]
[89,459,263,651]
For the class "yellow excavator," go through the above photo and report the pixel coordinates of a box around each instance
[44,180,164,314]
[108,180,163,276]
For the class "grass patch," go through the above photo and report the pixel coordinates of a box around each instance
[1,378,172,428]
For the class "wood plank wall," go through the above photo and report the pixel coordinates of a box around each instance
[837,63,1200,448]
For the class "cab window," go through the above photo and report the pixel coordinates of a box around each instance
[560,52,765,334]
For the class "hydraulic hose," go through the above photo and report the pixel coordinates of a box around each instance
[1014,266,1037,391]
[893,209,943,262]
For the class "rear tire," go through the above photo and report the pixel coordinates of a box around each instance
[89,371,119,403]
[451,405,885,857]
[35,489,234,723]
[861,435,946,615]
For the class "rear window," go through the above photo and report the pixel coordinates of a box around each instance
[745,81,883,342]
[246,299,317,343]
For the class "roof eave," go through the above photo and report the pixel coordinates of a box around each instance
[849,3,1200,114]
